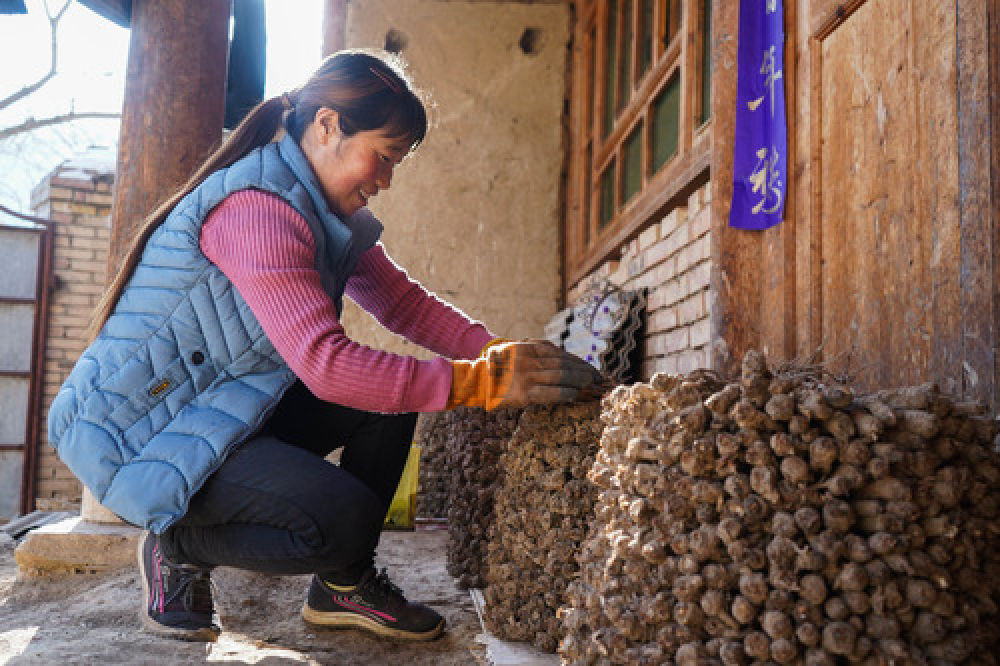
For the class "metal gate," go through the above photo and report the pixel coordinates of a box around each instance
[0,205,53,520]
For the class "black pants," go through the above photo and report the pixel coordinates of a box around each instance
[159,381,418,583]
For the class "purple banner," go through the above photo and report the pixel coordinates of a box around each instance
[729,0,786,230]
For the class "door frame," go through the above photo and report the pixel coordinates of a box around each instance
[0,204,54,517]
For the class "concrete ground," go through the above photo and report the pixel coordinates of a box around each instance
[0,529,487,665]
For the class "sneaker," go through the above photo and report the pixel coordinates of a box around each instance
[137,531,220,641]
[301,567,445,640]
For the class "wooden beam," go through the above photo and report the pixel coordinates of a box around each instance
[708,0,759,376]
[955,1,991,406]
[758,0,797,364]
[323,0,348,56]
[108,0,230,271]
[992,0,1000,413]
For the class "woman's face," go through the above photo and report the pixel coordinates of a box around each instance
[302,108,411,218]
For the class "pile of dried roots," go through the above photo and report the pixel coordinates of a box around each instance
[484,402,604,651]
[444,406,522,589]
[415,412,450,520]
[558,350,1000,665]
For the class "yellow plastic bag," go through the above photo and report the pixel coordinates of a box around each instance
[384,444,420,529]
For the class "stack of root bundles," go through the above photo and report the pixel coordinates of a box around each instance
[484,402,604,652]
[415,412,450,521]
[444,406,522,589]
[559,350,1000,665]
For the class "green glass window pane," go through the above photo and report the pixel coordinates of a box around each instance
[603,0,618,137]
[599,159,616,229]
[619,0,632,111]
[584,144,593,246]
[623,122,643,203]
[652,75,680,171]
[700,0,712,124]
[639,0,653,75]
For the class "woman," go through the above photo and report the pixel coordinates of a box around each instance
[47,50,602,643]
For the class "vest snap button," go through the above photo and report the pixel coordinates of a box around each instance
[190,351,205,365]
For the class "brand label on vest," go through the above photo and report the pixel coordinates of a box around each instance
[148,380,171,397]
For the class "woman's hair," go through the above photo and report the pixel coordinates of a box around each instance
[85,49,427,342]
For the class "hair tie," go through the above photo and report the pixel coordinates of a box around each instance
[280,92,294,110]
[369,66,402,94]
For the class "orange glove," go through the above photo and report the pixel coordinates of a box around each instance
[447,339,603,410]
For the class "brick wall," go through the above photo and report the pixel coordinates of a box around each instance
[30,157,114,509]
[568,183,714,382]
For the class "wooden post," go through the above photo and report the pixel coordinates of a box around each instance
[323,0,348,56]
[107,0,231,271]
[708,0,759,377]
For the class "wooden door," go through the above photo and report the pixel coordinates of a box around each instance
[813,0,959,391]
[0,220,51,517]
[754,0,998,407]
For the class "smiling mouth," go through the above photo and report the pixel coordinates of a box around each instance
[360,188,376,203]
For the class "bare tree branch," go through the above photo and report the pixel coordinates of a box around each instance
[0,111,120,141]
[0,0,73,112]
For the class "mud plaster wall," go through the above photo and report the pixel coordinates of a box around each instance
[339,0,571,356]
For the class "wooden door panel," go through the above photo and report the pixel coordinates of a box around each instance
[810,0,960,390]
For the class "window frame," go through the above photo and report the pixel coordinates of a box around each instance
[566,0,713,289]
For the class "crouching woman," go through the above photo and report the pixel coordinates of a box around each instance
[47,50,602,642]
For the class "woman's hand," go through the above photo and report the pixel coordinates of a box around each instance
[447,339,605,410]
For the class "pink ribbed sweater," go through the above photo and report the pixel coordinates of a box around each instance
[199,189,494,413]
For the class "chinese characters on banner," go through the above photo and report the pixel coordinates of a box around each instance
[729,0,786,230]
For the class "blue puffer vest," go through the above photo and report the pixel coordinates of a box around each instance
[47,132,381,533]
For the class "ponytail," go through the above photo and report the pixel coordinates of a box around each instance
[85,95,288,342]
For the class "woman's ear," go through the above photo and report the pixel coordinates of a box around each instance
[313,107,341,143]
